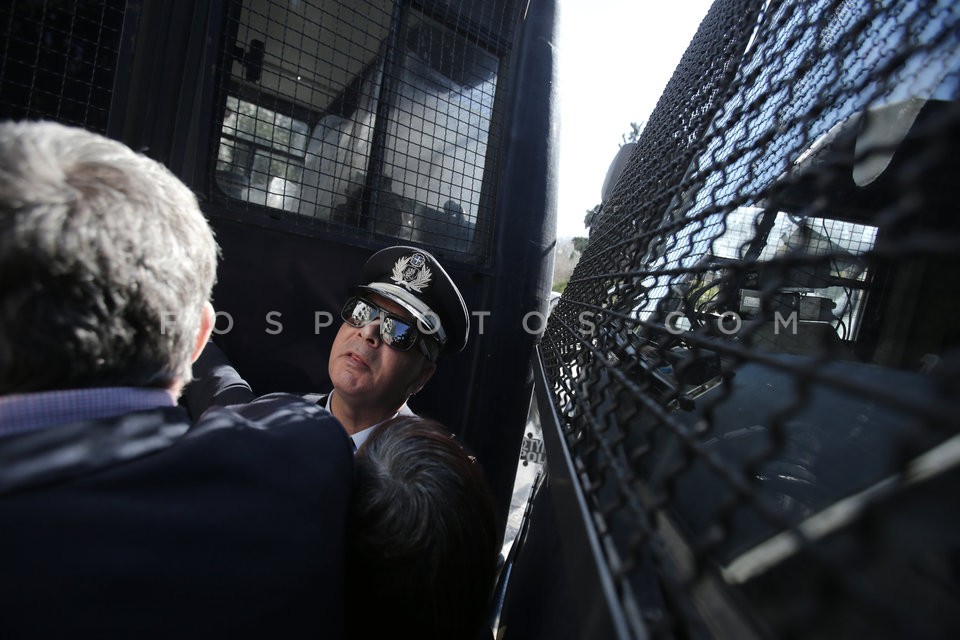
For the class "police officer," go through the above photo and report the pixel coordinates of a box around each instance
[185,245,469,450]
[311,246,469,448]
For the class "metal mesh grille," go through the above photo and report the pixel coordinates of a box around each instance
[213,0,521,260]
[0,0,125,133]
[543,0,960,637]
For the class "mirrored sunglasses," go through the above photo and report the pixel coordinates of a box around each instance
[340,296,436,359]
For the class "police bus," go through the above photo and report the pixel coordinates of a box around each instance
[3,1,958,638]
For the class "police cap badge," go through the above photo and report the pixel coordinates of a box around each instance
[354,246,469,355]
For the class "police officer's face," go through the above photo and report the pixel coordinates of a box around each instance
[328,293,436,416]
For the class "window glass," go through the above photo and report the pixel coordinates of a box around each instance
[216,96,309,205]
[698,209,878,341]
[376,12,498,253]
[213,0,510,258]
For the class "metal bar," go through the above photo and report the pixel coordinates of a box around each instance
[533,347,641,640]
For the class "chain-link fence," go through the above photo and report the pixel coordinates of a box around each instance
[542,0,960,637]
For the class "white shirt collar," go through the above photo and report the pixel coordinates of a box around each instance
[324,392,414,452]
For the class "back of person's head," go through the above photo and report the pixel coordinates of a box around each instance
[0,121,217,394]
[347,416,499,640]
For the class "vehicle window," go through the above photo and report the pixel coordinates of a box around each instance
[694,208,877,343]
[211,0,516,259]
[0,1,125,133]
[216,96,309,204]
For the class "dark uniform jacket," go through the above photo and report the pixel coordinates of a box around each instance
[0,393,353,639]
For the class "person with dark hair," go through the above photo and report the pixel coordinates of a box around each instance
[347,415,499,640]
[0,121,354,639]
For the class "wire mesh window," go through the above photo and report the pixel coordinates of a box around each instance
[213,0,522,259]
[216,96,310,201]
[0,0,125,133]
[542,0,960,637]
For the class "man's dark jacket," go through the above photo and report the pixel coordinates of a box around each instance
[0,393,353,639]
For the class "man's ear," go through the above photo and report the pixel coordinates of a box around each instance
[410,360,437,396]
[191,301,215,363]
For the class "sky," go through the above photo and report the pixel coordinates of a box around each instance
[554,0,716,238]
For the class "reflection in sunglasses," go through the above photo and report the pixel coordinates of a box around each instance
[341,297,436,360]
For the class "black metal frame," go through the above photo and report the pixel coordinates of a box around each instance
[533,347,636,640]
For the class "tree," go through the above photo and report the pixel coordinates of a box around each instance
[584,203,601,229]
[552,237,587,292]
[622,121,643,146]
